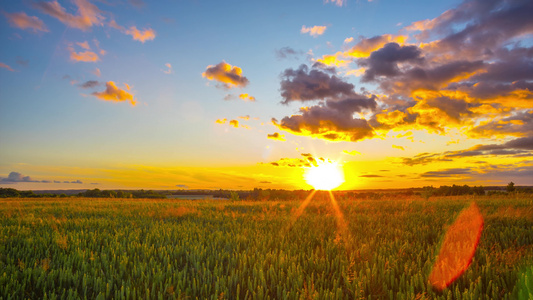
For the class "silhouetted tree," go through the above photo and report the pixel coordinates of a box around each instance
[506,182,515,193]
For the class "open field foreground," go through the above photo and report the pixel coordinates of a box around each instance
[1,195,532,299]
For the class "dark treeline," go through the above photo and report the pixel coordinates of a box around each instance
[2,184,532,199]
[422,185,486,196]
[0,188,166,199]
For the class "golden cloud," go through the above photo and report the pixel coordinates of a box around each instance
[0,62,15,72]
[267,132,286,141]
[203,61,249,88]
[125,26,156,43]
[239,93,256,101]
[316,34,407,67]
[34,0,104,31]
[229,120,239,128]
[215,118,227,124]
[3,11,48,32]
[343,150,361,156]
[301,25,327,37]
[92,81,136,106]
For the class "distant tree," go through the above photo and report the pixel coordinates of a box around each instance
[0,188,20,198]
[506,182,515,193]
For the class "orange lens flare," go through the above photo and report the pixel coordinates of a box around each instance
[288,189,317,228]
[429,202,484,290]
[328,191,348,235]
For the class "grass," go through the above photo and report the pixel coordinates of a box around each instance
[0,194,532,299]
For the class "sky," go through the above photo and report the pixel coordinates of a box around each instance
[0,0,532,191]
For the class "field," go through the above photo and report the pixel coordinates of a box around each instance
[1,194,532,299]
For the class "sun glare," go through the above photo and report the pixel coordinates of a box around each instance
[304,161,345,190]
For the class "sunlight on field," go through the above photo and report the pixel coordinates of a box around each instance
[304,161,345,191]
[0,195,532,299]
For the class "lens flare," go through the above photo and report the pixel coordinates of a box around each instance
[304,161,345,190]
[429,202,484,290]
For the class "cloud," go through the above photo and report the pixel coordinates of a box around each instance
[400,136,533,166]
[239,93,256,102]
[0,62,15,72]
[1,172,33,182]
[77,41,90,50]
[228,120,239,128]
[68,42,101,63]
[343,150,361,155]
[92,81,136,105]
[272,104,375,142]
[301,25,327,37]
[421,168,471,178]
[3,11,48,32]
[125,26,156,43]
[268,153,325,168]
[392,145,405,150]
[324,0,346,7]
[359,174,384,178]
[360,43,424,82]
[70,50,99,62]
[267,132,286,141]
[203,61,249,89]
[0,172,83,184]
[92,68,101,77]
[275,47,303,60]
[215,118,227,124]
[275,63,379,142]
[79,80,100,89]
[162,63,173,74]
[34,0,105,31]
[176,184,188,189]
[470,110,533,138]
[344,37,354,44]
[279,64,357,104]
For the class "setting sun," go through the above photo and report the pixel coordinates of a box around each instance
[304,161,345,190]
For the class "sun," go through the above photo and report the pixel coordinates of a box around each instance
[304,161,345,190]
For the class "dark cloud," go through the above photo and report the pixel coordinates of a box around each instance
[470,110,533,137]
[273,104,375,142]
[424,96,477,121]
[0,171,83,184]
[176,184,188,188]
[268,153,324,168]
[325,96,378,114]
[401,136,533,166]
[202,61,249,89]
[421,168,471,177]
[1,172,33,182]
[359,174,384,178]
[79,80,100,89]
[360,43,424,82]
[400,152,452,166]
[279,64,356,103]
[259,181,271,184]
[267,132,286,141]
[275,47,303,60]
